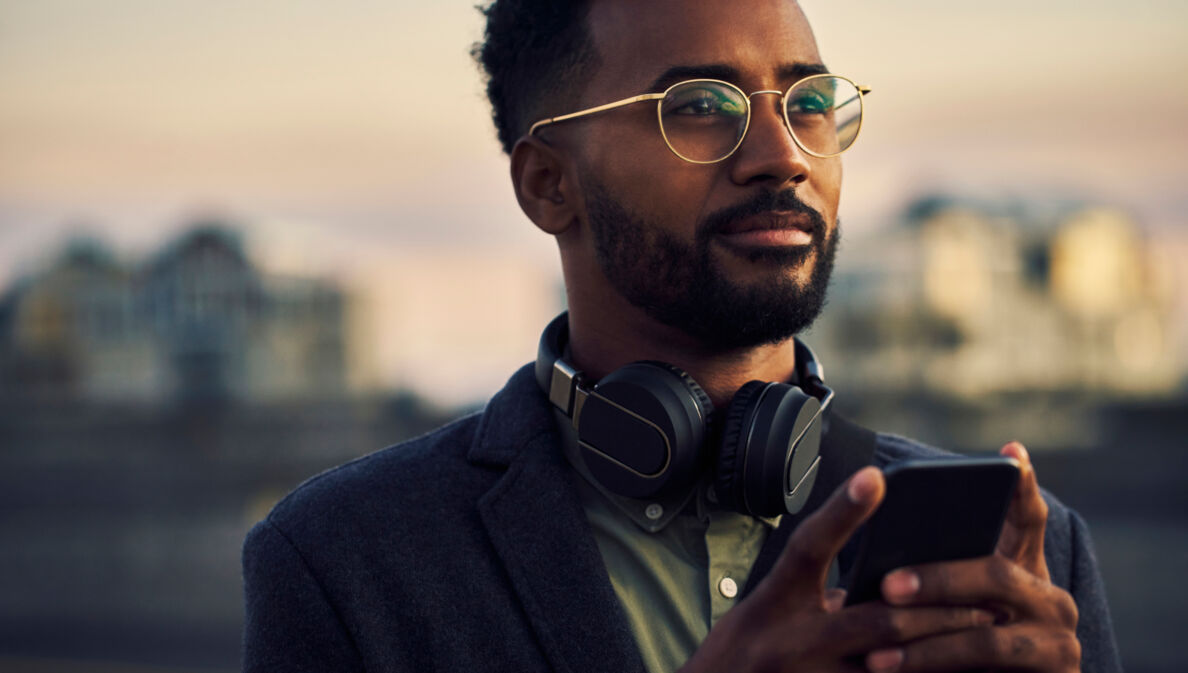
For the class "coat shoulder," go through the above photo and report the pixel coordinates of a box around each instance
[262,411,486,535]
[254,363,552,549]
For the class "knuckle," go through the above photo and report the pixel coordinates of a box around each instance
[1058,632,1083,668]
[961,607,987,629]
[973,626,1004,660]
[874,608,904,642]
[1008,632,1038,659]
[818,612,855,644]
[986,555,1016,591]
[1055,590,1080,629]
[1032,497,1050,523]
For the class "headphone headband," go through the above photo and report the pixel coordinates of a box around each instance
[537,312,831,412]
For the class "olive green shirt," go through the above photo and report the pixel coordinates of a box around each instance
[555,410,780,673]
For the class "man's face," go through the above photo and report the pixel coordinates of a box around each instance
[567,0,843,349]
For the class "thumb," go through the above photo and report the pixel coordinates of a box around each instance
[762,466,885,603]
[997,442,1050,581]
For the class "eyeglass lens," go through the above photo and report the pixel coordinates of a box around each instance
[658,77,862,162]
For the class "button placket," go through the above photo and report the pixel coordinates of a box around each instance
[705,510,765,624]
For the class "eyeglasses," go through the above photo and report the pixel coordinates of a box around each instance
[529,74,870,164]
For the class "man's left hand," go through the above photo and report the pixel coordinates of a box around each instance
[863,443,1082,673]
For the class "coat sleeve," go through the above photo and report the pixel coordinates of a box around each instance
[242,519,365,672]
[1063,509,1124,673]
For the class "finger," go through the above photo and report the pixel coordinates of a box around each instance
[882,556,1078,628]
[765,466,885,601]
[997,442,1050,580]
[825,603,994,654]
[868,622,1082,672]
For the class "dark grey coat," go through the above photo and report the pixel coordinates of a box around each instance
[242,364,1122,672]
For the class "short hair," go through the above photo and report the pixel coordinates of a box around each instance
[472,0,600,155]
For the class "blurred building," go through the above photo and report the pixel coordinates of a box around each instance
[0,223,348,403]
[811,195,1184,400]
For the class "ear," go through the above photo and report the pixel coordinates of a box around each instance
[510,135,580,235]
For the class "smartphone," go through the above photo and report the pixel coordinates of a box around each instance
[843,457,1020,606]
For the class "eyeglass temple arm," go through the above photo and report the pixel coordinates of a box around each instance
[833,87,871,110]
[528,93,666,136]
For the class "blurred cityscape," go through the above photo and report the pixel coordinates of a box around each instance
[1,194,1184,672]
[1,225,348,405]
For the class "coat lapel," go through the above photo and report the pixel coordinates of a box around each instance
[470,365,647,673]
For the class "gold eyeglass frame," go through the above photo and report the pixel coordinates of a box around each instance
[528,73,872,164]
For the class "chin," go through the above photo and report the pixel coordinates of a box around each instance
[719,244,817,282]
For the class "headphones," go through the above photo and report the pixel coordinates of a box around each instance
[535,312,834,518]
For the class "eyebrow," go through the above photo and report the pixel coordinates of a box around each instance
[646,62,831,92]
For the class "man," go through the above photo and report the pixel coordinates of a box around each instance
[242,1,1121,671]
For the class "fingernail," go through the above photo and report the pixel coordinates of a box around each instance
[847,467,879,504]
[973,608,995,626]
[823,588,847,613]
[1003,441,1030,465]
[867,648,904,673]
[882,568,919,603]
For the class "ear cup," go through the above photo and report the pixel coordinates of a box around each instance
[575,361,714,499]
[716,382,822,517]
[714,380,768,515]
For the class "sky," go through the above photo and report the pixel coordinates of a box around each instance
[1,0,1186,402]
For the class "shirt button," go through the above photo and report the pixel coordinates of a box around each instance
[645,503,664,520]
[718,576,738,599]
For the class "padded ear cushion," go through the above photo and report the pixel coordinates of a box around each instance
[714,380,768,513]
[636,361,715,422]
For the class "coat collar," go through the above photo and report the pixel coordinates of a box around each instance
[469,364,648,673]
[466,364,878,670]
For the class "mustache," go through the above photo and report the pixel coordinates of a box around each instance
[698,189,828,240]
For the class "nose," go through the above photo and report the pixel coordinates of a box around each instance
[729,91,811,187]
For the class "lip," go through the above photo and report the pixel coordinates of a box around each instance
[716,212,817,248]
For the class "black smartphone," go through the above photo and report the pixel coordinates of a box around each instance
[843,457,1021,606]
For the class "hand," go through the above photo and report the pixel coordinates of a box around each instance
[864,443,1081,673]
[680,467,997,673]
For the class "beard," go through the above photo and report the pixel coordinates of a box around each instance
[585,179,839,350]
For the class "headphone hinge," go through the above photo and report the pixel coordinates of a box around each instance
[549,358,580,415]
[571,387,590,425]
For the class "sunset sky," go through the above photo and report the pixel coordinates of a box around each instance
[1,0,1185,402]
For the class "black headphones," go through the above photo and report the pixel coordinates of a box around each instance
[535,312,834,518]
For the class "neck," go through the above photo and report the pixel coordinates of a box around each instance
[565,305,799,410]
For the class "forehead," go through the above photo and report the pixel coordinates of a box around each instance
[585,0,823,94]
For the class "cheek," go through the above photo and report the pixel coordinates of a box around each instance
[811,159,843,225]
[581,130,719,234]
[576,107,664,174]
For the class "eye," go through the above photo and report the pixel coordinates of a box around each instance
[787,89,833,114]
[665,85,746,117]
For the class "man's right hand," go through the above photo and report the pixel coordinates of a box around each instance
[678,467,995,673]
